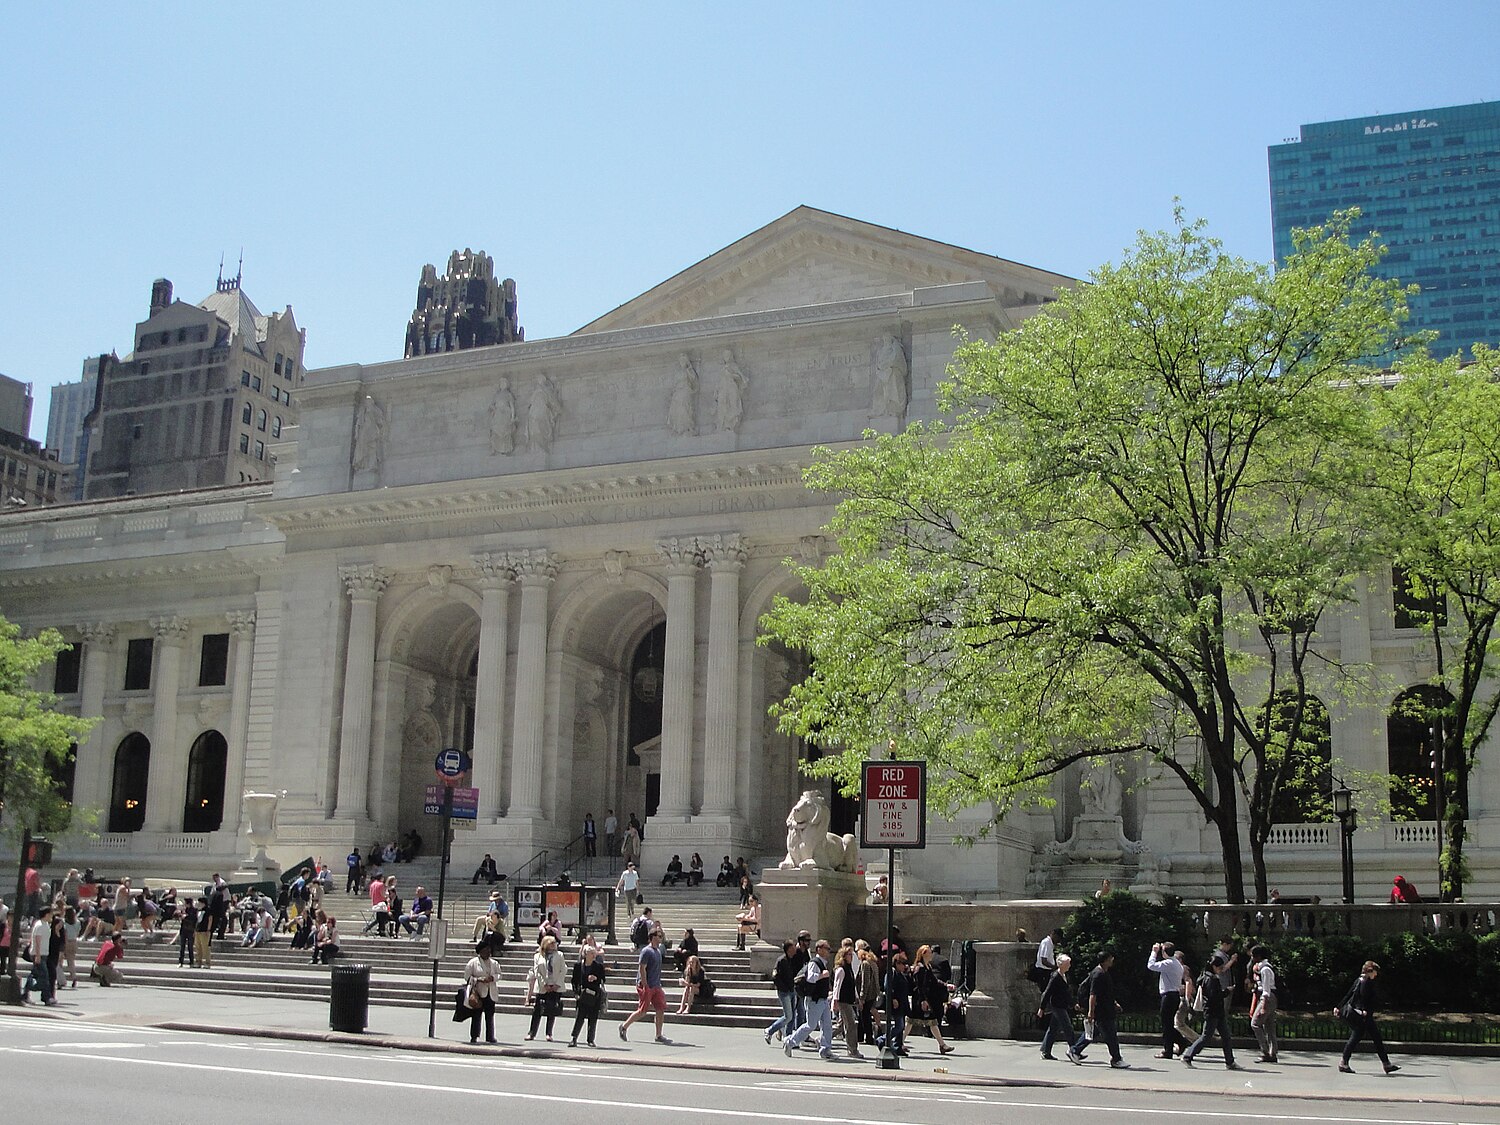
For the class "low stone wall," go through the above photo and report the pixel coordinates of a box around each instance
[843,901,1079,952]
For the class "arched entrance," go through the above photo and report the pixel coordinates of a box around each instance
[1388,684,1453,821]
[109,732,150,833]
[183,730,228,832]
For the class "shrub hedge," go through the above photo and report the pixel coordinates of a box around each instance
[1061,892,1500,1013]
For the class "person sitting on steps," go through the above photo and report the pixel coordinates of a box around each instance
[662,855,684,886]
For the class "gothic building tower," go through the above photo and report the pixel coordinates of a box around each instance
[403,249,522,357]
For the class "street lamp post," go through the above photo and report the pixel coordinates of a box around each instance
[1333,786,1356,906]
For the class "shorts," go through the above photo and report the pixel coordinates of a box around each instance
[635,985,667,1014]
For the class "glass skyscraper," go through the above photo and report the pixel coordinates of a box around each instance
[1269,100,1500,358]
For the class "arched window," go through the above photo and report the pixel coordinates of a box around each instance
[182,730,229,832]
[47,742,78,805]
[1262,692,1332,824]
[1387,685,1452,821]
[109,733,151,833]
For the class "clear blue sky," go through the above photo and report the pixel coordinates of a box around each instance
[3,3,1494,442]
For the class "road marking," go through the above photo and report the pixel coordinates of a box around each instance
[0,1047,1471,1125]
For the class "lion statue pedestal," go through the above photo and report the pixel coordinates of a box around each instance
[749,792,866,975]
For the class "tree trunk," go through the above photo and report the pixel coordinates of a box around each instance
[1208,774,1247,904]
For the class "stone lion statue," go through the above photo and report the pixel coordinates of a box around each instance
[779,791,858,872]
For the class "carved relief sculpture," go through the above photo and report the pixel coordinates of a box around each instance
[871,334,909,418]
[716,349,747,433]
[352,394,387,472]
[525,375,561,452]
[779,790,858,871]
[488,376,517,454]
[667,353,698,436]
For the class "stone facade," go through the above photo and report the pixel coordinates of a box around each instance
[0,207,1488,901]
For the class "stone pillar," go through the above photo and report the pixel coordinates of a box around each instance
[221,611,256,836]
[334,565,390,820]
[508,550,555,819]
[472,553,514,819]
[144,616,188,832]
[701,533,746,816]
[72,624,115,813]
[656,538,702,819]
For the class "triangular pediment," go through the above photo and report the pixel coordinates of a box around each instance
[576,206,1073,334]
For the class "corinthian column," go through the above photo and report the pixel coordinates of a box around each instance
[656,538,702,819]
[72,624,115,813]
[472,553,515,819]
[221,611,257,835]
[334,565,390,820]
[507,550,555,819]
[144,616,188,831]
[700,534,746,816]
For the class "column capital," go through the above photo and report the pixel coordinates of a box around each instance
[227,610,257,637]
[76,622,116,645]
[507,548,557,585]
[150,615,189,644]
[658,537,704,576]
[472,550,518,588]
[699,533,748,571]
[339,564,391,599]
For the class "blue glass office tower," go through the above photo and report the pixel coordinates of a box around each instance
[1269,101,1500,358]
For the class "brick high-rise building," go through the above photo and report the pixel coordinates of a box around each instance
[83,269,306,499]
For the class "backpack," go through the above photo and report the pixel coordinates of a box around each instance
[1074,968,1093,1010]
[630,916,650,946]
[1192,970,1214,1012]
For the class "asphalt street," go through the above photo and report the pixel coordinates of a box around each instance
[2,1017,1497,1125]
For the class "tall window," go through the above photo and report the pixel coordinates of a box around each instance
[1393,566,1447,630]
[123,637,153,690]
[1261,692,1332,824]
[1387,684,1453,820]
[198,633,229,686]
[182,730,228,832]
[53,643,82,694]
[109,733,151,832]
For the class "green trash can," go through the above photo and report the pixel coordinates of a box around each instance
[329,963,370,1032]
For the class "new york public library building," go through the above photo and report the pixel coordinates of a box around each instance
[3,208,1494,915]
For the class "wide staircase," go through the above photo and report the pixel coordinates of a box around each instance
[111,864,775,1030]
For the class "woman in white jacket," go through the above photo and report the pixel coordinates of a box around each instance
[525,934,568,1041]
[463,940,500,1044]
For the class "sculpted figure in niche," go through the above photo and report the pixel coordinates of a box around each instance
[1081,760,1123,817]
[667,353,698,436]
[352,394,387,472]
[488,376,517,454]
[525,375,561,452]
[716,349,747,433]
[871,334,909,418]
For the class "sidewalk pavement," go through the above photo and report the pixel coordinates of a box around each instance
[4,983,1498,1108]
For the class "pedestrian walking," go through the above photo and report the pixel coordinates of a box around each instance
[61,906,80,988]
[21,906,56,1005]
[1182,952,1240,1069]
[1248,945,1280,1063]
[910,944,956,1055]
[1038,953,1080,1062]
[619,927,671,1044]
[878,950,911,1055]
[763,939,801,1044]
[194,897,213,968]
[604,810,618,858]
[1336,961,1401,1074]
[1148,941,1191,1058]
[784,938,835,1060]
[1072,951,1129,1068]
[831,943,865,1059]
[615,863,642,909]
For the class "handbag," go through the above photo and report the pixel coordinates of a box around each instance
[466,985,483,1010]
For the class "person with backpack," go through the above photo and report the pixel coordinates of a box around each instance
[1336,961,1401,1074]
[1071,950,1129,1068]
[1182,952,1241,1069]
[1248,945,1279,1063]
[629,907,654,950]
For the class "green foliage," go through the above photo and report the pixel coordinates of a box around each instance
[1270,935,1368,1009]
[760,207,1413,902]
[0,613,98,838]
[1256,930,1498,1014]
[1059,892,1198,1010]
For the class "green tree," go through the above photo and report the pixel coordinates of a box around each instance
[1361,345,1500,900]
[0,613,97,838]
[761,210,1411,903]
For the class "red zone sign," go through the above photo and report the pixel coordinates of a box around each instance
[860,761,927,850]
